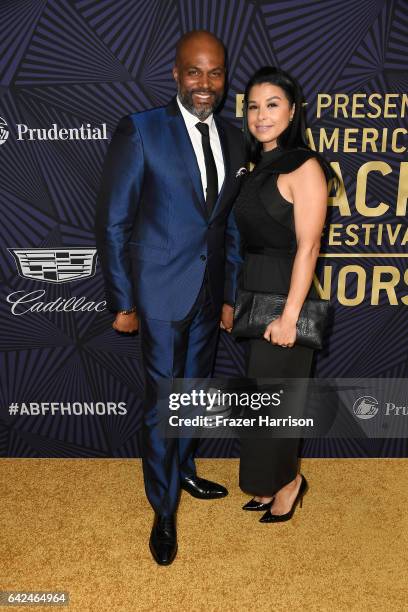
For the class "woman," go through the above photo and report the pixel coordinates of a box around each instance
[225,67,335,523]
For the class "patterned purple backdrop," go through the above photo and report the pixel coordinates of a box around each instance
[1,0,407,458]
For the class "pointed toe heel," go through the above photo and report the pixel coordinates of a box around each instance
[259,475,308,523]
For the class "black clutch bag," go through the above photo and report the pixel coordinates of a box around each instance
[231,289,330,350]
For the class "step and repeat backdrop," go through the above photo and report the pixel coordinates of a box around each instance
[1,0,407,458]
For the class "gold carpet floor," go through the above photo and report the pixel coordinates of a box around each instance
[1,458,407,612]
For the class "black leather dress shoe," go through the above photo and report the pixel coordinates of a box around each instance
[181,476,228,499]
[149,514,177,565]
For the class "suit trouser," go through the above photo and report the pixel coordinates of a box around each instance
[139,271,220,515]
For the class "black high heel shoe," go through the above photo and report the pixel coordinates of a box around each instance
[242,497,274,511]
[259,474,308,523]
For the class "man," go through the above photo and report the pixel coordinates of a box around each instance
[95,30,245,565]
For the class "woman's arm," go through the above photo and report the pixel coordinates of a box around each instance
[263,157,328,346]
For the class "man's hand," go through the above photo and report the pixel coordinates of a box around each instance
[220,303,234,333]
[113,312,139,334]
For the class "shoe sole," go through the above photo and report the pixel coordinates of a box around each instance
[181,487,228,500]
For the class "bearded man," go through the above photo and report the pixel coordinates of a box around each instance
[96,30,245,565]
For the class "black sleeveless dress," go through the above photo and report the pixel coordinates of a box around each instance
[234,146,320,496]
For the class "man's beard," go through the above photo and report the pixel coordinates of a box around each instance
[178,88,222,120]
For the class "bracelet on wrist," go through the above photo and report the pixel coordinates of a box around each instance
[117,306,137,315]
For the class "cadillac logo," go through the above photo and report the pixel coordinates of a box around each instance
[9,248,98,283]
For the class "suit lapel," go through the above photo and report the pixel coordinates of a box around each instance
[167,99,207,215]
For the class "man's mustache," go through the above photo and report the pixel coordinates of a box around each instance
[191,89,216,96]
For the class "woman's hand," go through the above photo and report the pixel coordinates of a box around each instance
[263,315,297,347]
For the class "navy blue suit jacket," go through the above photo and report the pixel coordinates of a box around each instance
[95,98,246,321]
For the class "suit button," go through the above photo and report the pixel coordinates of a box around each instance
[200,255,206,261]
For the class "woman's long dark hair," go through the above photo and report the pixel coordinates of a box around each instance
[243,66,337,185]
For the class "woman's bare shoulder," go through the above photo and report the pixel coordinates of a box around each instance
[288,156,326,186]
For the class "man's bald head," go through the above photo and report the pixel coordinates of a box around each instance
[173,30,226,120]
[175,30,225,67]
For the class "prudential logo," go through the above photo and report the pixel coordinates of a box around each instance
[0,115,107,142]
[353,396,379,420]
[0,116,9,145]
